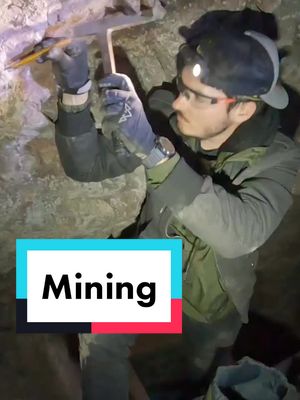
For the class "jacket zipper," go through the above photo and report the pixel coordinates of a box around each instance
[212,250,236,309]
[165,221,198,282]
[183,237,198,282]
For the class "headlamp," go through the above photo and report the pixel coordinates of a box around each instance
[192,63,201,77]
[176,43,207,80]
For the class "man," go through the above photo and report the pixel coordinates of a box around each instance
[44,26,300,399]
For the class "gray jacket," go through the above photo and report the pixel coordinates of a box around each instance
[55,101,300,322]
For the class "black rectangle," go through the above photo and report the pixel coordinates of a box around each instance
[16,299,91,333]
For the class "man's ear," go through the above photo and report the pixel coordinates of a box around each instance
[228,101,257,124]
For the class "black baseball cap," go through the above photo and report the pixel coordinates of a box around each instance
[176,30,288,109]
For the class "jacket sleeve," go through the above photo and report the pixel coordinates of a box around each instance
[55,103,141,182]
[148,151,300,258]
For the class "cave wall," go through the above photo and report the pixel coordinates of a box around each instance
[1,1,300,398]
[0,0,300,310]
[0,0,155,274]
[1,0,300,276]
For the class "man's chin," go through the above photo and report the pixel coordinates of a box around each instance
[177,119,201,138]
[177,118,191,135]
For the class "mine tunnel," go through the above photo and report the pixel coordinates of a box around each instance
[1,0,300,399]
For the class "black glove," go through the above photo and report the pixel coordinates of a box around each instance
[98,74,156,156]
[36,38,91,94]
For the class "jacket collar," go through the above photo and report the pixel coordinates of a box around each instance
[218,106,279,154]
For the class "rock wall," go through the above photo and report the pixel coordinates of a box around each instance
[1,1,300,398]
[0,0,300,283]
[0,0,159,274]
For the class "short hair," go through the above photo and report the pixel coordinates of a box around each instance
[228,99,266,115]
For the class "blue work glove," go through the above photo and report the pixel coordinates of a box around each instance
[98,74,156,157]
[35,38,91,94]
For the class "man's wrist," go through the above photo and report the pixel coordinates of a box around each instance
[61,79,92,96]
[60,92,90,113]
[62,92,89,106]
[142,137,176,169]
[146,152,180,187]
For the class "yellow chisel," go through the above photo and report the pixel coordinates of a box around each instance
[5,38,72,70]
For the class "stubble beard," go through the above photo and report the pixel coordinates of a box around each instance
[178,116,230,141]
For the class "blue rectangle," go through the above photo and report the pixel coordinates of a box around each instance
[16,239,28,299]
[16,238,182,300]
[171,240,182,299]
[16,238,181,251]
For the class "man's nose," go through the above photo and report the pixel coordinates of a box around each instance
[172,93,189,112]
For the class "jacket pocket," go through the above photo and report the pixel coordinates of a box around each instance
[182,244,234,323]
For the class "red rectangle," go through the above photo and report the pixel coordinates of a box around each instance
[91,299,182,334]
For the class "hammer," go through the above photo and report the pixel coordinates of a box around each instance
[5,9,164,158]
[72,9,165,151]
[73,9,165,75]
[5,7,165,74]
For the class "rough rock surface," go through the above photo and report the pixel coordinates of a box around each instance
[1,0,299,277]
[0,0,160,274]
[1,1,300,398]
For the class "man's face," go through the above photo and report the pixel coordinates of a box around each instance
[172,66,235,140]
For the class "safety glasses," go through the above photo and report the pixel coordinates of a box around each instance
[176,75,237,106]
[176,43,261,107]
